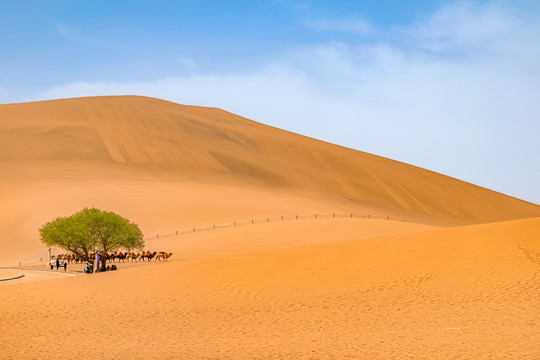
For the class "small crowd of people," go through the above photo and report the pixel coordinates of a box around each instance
[82,263,118,274]
[50,259,119,274]
[83,263,93,274]
[50,258,68,272]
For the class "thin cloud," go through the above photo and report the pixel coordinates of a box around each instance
[406,0,540,56]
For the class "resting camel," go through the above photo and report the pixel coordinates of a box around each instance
[155,252,173,261]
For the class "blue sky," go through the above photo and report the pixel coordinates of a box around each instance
[1,0,539,204]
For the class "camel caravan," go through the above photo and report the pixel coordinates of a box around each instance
[54,251,173,264]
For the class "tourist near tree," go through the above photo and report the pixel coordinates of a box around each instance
[39,207,144,270]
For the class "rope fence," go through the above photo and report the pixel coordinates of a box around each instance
[146,213,406,241]
[9,213,405,267]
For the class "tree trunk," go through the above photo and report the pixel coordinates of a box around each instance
[100,254,107,271]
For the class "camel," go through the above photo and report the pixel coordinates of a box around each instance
[56,254,75,264]
[155,252,173,261]
[111,252,127,262]
[138,251,148,261]
[138,251,157,262]
[126,252,139,262]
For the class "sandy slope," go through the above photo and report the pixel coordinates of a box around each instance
[1,217,538,359]
[1,96,539,359]
[1,95,539,265]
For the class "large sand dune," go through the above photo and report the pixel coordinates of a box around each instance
[1,96,539,265]
[1,96,539,358]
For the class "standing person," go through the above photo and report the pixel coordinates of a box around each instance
[63,260,67,272]
[55,258,60,270]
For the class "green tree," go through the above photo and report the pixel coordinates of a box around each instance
[40,208,144,270]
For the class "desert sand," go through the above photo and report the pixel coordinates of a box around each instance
[1,96,539,359]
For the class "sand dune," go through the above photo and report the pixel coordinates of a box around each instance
[1,217,538,359]
[1,96,539,265]
[1,95,539,359]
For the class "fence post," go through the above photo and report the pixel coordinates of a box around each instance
[333,213,335,218]
[267,218,269,222]
[351,213,353,218]
[296,215,298,220]
[387,216,390,220]
[176,230,178,235]
[193,228,195,232]
[252,220,254,224]
[368,214,370,219]
[281,216,284,221]
[315,214,317,219]
[234,221,236,226]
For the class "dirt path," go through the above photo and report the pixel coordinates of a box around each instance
[0,268,77,286]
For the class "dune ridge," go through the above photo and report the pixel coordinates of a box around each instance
[1,96,539,223]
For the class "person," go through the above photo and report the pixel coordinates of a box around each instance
[106,265,110,271]
[55,258,60,270]
[63,261,67,272]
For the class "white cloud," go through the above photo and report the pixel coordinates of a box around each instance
[408,0,540,58]
[25,1,540,204]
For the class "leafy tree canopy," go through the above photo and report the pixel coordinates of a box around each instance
[40,208,144,266]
